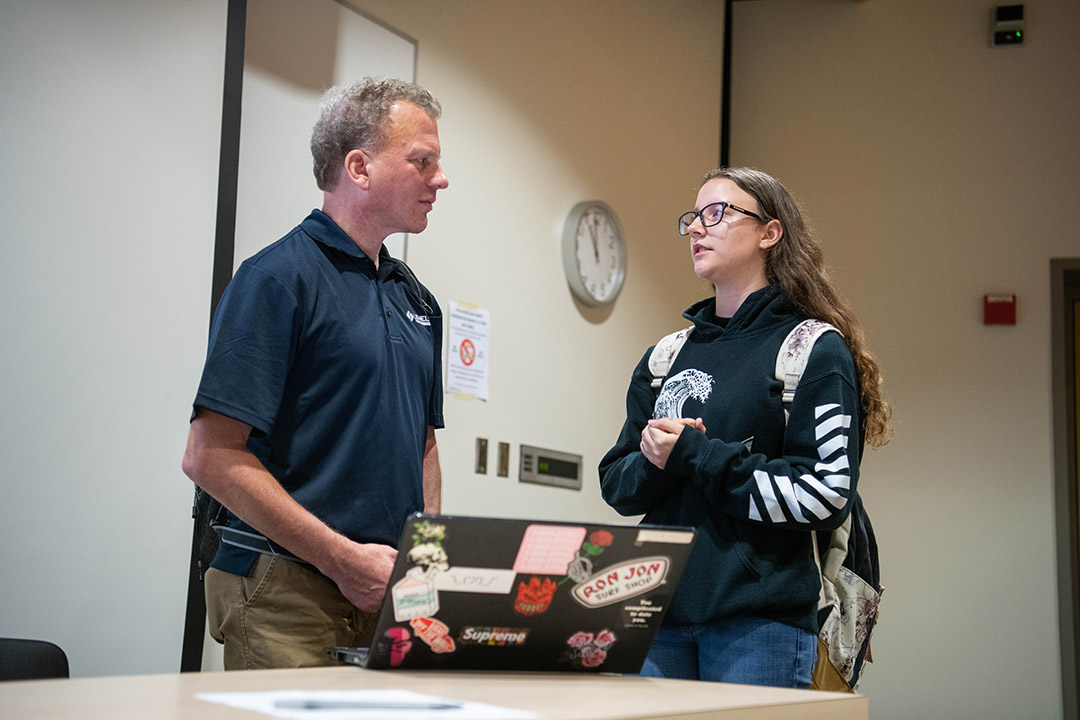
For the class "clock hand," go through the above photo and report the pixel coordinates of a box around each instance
[589,216,600,263]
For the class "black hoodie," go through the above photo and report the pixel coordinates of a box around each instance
[599,285,862,633]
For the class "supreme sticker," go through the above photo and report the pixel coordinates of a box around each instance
[458,627,529,647]
[571,557,670,608]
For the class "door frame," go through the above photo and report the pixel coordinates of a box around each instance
[1051,258,1080,720]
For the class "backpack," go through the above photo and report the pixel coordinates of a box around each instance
[647,319,882,692]
[191,486,228,582]
[181,486,229,671]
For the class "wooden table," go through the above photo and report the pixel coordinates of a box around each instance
[0,666,867,719]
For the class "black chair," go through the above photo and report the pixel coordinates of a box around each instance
[0,638,69,681]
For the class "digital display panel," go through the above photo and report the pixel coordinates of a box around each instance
[537,456,579,480]
[519,444,582,490]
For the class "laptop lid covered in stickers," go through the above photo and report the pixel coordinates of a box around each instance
[347,513,697,674]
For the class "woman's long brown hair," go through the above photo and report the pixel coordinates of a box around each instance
[705,167,891,447]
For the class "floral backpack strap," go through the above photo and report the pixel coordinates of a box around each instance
[647,325,695,391]
[774,319,840,421]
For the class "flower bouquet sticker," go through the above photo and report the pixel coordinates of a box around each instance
[392,520,448,622]
[406,519,450,575]
[563,629,617,670]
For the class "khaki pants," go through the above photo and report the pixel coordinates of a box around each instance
[205,555,377,670]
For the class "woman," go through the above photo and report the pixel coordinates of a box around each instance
[599,167,889,687]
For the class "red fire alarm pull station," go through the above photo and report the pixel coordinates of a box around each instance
[984,294,1017,325]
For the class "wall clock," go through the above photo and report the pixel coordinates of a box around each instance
[561,200,627,307]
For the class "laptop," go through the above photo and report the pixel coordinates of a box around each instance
[327,513,696,673]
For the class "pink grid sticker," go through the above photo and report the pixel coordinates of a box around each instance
[513,525,587,575]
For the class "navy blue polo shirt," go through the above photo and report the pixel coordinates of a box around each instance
[193,209,444,576]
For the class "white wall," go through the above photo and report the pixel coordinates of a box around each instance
[730,1,1080,718]
[235,0,416,265]
[349,0,725,524]
[0,0,725,678]
[0,0,225,677]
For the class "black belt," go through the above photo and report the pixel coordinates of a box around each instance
[214,526,311,566]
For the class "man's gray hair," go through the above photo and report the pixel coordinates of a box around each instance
[310,77,442,191]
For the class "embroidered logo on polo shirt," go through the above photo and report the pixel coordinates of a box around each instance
[406,310,431,327]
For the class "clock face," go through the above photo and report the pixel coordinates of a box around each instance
[562,201,626,307]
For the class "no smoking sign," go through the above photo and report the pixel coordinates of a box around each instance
[459,338,476,366]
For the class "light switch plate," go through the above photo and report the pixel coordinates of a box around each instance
[475,438,488,474]
[497,442,510,477]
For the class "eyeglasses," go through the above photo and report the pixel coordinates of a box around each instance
[678,202,766,235]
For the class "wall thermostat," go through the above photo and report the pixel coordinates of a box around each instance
[519,444,582,490]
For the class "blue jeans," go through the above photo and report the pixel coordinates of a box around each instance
[639,618,816,688]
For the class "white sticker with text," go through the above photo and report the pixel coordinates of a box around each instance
[571,557,671,608]
[434,567,517,594]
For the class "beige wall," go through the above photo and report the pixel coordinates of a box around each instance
[4,2,1076,715]
[1,0,727,680]
[0,0,226,677]
[730,1,1079,718]
[350,0,725,523]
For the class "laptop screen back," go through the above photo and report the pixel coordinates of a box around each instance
[357,513,697,674]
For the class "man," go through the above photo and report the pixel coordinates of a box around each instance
[182,78,449,669]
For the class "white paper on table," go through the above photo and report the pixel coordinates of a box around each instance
[197,688,536,720]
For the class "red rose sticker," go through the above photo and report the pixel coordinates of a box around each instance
[589,530,614,548]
